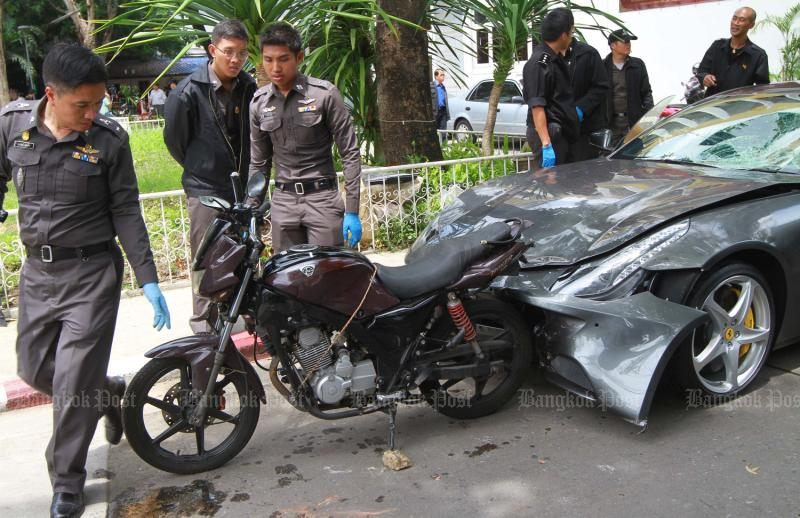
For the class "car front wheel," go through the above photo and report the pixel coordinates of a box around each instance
[674,262,775,398]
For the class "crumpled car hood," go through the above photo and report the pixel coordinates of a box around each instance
[414,159,800,265]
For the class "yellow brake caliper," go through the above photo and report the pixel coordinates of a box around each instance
[732,287,755,360]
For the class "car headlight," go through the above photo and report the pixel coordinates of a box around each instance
[552,220,690,300]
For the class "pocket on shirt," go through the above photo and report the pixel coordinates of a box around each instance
[293,112,328,145]
[260,115,282,133]
[60,158,104,202]
[7,147,41,195]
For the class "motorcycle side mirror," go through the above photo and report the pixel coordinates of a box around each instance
[199,195,231,211]
[511,95,524,104]
[246,173,268,199]
[589,129,614,152]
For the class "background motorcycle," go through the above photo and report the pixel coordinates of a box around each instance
[122,173,533,474]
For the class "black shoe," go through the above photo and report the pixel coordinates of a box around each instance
[50,492,84,518]
[104,376,125,445]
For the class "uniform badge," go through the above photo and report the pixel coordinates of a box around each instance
[21,131,30,141]
[298,105,317,113]
[742,63,748,71]
[13,140,34,150]
[264,106,277,113]
[71,151,99,164]
[295,84,304,91]
[235,105,241,114]
[75,144,100,155]
[538,53,550,65]
[298,98,316,105]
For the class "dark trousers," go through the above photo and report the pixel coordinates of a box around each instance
[572,133,601,162]
[436,108,448,130]
[526,123,573,168]
[16,245,124,494]
[188,196,220,333]
[270,188,345,253]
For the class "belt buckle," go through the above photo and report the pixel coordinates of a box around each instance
[294,182,305,195]
[40,245,53,263]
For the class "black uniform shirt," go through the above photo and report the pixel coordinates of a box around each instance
[697,38,770,97]
[0,98,158,286]
[522,43,579,142]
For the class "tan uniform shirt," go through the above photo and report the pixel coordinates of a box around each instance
[0,98,158,286]
[249,74,361,213]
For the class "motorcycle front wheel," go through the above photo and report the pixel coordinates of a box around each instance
[422,296,533,419]
[122,358,260,474]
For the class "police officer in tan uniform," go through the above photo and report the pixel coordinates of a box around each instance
[0,43,170,518]
[250,23,362,252]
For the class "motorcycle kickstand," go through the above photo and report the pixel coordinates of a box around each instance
[383,404,398,451]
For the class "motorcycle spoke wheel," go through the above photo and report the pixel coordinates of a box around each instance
[123,358,260,474]
[424,297,532,419]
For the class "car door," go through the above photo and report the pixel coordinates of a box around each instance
[496,80,528,135]
[464,80,494,133]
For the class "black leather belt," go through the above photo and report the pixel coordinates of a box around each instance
[275,177,337,195]
[26,242,111,263]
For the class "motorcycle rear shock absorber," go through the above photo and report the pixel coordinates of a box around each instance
[446,293,484,359]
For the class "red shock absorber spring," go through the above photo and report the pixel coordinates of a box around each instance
[447,294,476,342]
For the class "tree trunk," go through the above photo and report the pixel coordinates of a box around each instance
[481,80,503,156]
[64,0,96,48]
[102,0,118,47]
[0,0,8,106]
[375,0,441,165]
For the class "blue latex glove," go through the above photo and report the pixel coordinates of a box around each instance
[576,106,584,122]
[143,282,171,331]
[342,212,362,248]
[541,144,556,168]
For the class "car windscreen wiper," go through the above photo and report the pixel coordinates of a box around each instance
[637,158,719,169]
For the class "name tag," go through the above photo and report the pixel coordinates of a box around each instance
[71,151,99,164]
[298,105,317,113]
[13,140,35,150]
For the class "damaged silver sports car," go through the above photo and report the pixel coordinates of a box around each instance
[409,83,800,427]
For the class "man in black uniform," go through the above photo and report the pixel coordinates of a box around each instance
[697,6,769,97]
[522,7,579,168]
[164,19,257,333]
[603,30,654,145]
[0,43,170,518]
[565,37,609,161]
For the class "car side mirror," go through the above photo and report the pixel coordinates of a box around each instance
[511,95,524,104]
[589,129,614,152]
[246,172,268,199]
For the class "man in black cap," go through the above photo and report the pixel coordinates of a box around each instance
[522,7,579,168]
[697,6,769,97]
[603,29,653,145]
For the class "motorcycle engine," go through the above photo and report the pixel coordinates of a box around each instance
[294,327,376,405]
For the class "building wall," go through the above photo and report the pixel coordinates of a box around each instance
[436,0,795,103]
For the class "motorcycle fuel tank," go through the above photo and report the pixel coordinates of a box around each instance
[262,244,400,317]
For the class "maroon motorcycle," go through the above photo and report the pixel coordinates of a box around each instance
[122,173,533,474]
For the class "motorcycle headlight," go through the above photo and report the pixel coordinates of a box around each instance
[552,220,690,300]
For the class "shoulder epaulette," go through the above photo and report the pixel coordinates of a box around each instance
[306,76,334,90]
[538,53,550,66]
[1,100,34,116]
[94,115,126,139]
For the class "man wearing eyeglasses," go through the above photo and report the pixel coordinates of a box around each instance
[164,19,257,334]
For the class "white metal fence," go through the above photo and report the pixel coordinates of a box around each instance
[0,152,533,314]
[437,130,528,153]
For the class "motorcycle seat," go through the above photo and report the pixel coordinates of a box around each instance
[375,222,512,300]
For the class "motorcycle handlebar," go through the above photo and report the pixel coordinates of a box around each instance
[230,172,243,205]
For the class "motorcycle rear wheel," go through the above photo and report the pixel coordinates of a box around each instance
[423,296,532,419]
[122,358,260,474]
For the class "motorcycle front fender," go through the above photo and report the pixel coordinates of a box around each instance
[145,335,267,403]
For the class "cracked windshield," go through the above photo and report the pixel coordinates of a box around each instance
[617,93,800,173]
